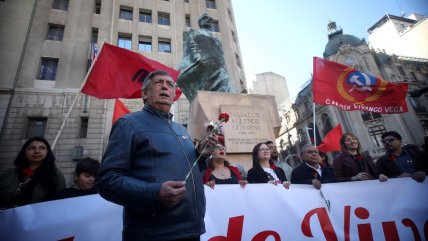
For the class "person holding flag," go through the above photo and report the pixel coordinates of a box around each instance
[96,70,212,241]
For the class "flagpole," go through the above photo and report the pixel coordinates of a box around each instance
[313,102,316,146]
[51,41,106,150]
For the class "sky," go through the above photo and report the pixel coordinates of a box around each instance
[231,0,428,99]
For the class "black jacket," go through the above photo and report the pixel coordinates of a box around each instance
[376,148,428,178]
[96,105,205,241]
[247,165,287,183]
[291,163,336,184]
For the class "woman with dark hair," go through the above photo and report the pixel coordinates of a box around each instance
[333,133,386,182]
[0,136,66,209]
[247,142,290,188]
[202,144,247,189]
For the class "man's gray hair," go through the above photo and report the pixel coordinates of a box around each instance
[141,70,171,93]
[300,144,316,155]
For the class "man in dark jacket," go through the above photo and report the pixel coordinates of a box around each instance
[96,70,207,241]
[376,131,427,183]
[291,144,335,189]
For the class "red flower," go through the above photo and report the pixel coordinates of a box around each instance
[22,168,34,177]
[355,154,362,161]
[218,113,229,123]
[387,154,397,161]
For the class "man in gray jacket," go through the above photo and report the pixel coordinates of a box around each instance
[96,70,207,241]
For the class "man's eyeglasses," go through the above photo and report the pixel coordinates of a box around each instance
[382,138,397,144]
[259,148,270,152]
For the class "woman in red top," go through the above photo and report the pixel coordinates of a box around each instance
[202,144,247,189]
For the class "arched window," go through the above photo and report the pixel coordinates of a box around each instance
[307,123,321,145]
[322,114,333,134]
[297,129,305,143]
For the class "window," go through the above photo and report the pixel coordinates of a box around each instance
[158,12,170,26]
[206,0,216,9]
[91,28,98,43]
[52,0,69,10]
[303,100,311,113]
[297,129,305,143]
[139,9,152,23]
[185,14,191,27]
[184,0,189,3]
[118,34,132,49]
[235,53,241,68]
[158,38,171,53]
[138,36,152,52]
[94,0,101,14]
[321,114,333,134]
[284,114,290,124]
[231,30,237,43]
[294,109,300,121]
[46,24,64,41]
[307,123,321,145]
[397,66,406,76]
[228,8,233,23]
[410,97,427,113]
[410,72,417,81]
[80,117,88,138]
[368,125,386,147]
[361,111,381,121]
[39,58,58,80]
[119,7,133,20]
[26,117,47,138]
[211,20,219,32]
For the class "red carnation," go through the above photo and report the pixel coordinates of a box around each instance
[22,168,34,177]
[218,113,229,123]
[387,154,397,161]
[312,172,318,178]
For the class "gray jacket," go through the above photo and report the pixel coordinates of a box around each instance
[96,105,205,241]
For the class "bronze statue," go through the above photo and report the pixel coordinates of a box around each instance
[177,13,235,101]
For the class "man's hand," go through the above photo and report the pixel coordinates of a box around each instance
[159,181,186,208]
[378,174,388,182]
[312,179,321,189]
[412,171,426,183]
[351,172,370,181]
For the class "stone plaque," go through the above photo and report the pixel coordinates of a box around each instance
[221,105,274,153]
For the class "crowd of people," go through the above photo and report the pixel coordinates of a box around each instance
[1,70,427,241]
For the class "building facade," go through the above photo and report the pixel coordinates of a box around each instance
[250,72,290,112]
[278,16,428,162]
[367,13,428,59]
[0,0,246,183]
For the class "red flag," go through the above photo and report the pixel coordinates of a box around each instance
[313,57,408,114]
[112,98,130,124]
[81,43,181,100]
[317,124,343,153]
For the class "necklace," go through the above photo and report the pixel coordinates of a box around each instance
[214,168,229,179]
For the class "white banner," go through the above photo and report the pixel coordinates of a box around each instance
[1,178,427,241]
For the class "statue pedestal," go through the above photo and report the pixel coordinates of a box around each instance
[187,91,281,171]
